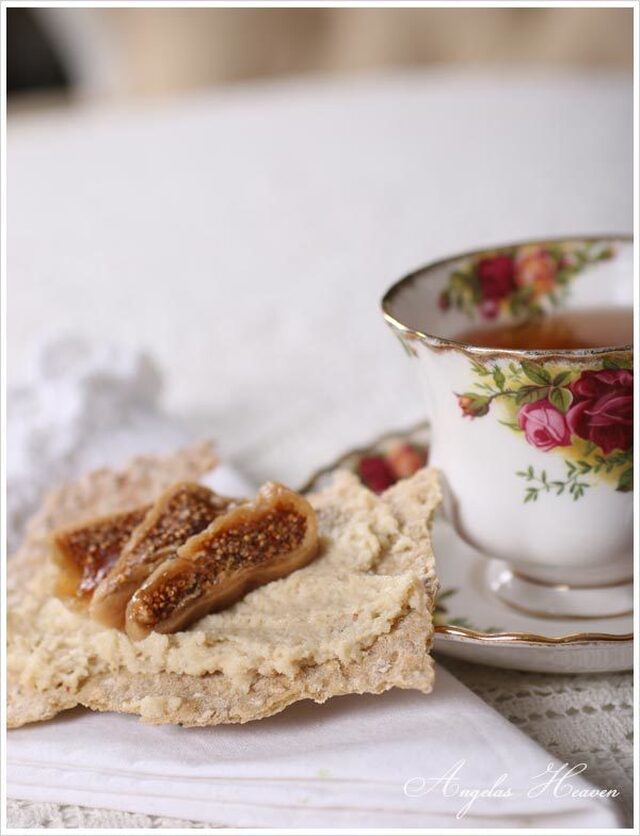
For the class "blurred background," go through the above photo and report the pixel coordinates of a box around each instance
[7,6,633,108]
[7,5,634,490]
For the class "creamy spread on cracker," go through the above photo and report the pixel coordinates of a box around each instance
[9,475,425,695]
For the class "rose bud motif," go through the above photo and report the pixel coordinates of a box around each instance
[559,253,577,270]
[567,369,633,454]
[514,247,557,296]
[358,456,395,493]
[458,394,490,418]
[517,399,571,451]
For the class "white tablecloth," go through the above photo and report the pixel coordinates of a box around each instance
[9,662,633,829]
[7,69,633,828]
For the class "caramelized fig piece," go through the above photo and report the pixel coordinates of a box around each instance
[125,483,318,640]
[52,506,150,606]
[91,482,235,629]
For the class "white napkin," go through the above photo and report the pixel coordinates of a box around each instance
[8,665,623,829]
[7,340,622,828]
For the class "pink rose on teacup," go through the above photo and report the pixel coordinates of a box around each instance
[517,398,571,451]
[514,247,557,296]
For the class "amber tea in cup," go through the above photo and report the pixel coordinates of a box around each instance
[455,307,633,350]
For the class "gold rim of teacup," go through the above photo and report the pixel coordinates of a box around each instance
[381,233,633,362]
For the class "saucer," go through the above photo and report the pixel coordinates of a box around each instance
[301,422,632,673]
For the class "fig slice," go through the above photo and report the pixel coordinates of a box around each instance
[125,482,318,640]
[90,482,235,629]
[52,506,151,606]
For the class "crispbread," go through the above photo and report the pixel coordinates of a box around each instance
[8,446,440,728]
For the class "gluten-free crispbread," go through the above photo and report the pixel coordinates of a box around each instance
[8,445,440,728]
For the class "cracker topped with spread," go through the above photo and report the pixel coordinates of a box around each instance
[8,442,440,728]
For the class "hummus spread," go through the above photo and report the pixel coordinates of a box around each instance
[9,472,428,699]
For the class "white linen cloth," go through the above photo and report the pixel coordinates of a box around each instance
[8,668,622,829]
[6,341,622,828]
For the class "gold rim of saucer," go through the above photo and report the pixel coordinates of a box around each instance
[381,233,633,363]
[436,624,633,645]
[299,420,634,647]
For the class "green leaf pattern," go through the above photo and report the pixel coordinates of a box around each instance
[459,356,633,502]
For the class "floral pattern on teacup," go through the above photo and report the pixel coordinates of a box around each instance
[438,240,616,320]
[457,356,633,500]
[357,442,428,493]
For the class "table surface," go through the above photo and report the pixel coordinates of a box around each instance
[7,69,633,828]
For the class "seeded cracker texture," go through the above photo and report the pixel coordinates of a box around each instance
[8,444,440,728]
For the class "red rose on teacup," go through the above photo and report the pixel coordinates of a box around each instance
[517,399,571,451]
[567,369,633,454]
[476,255,515,303]
[514,247,557,296]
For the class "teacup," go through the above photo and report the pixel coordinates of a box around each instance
[382,236,633,618]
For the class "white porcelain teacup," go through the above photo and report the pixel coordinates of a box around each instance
[382,236,633,618]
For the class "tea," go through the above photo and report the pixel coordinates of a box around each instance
[454,307,633,350]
